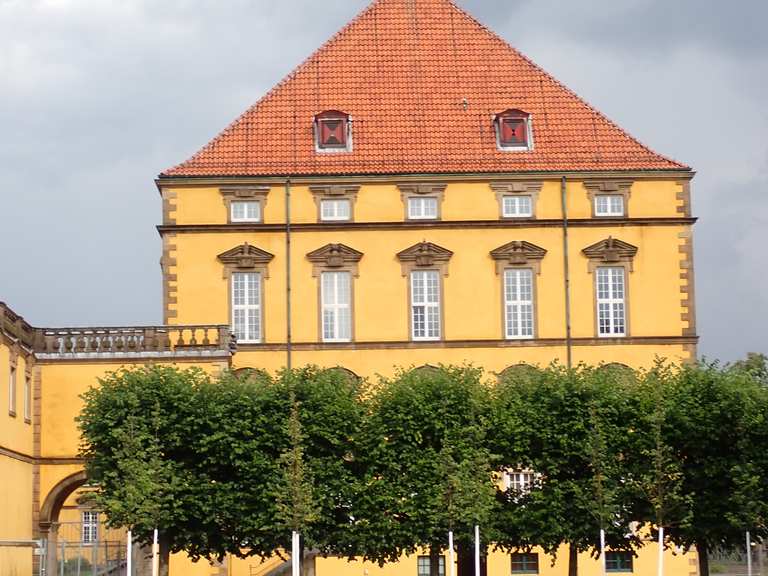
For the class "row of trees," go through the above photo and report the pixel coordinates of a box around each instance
[77,359,768,576]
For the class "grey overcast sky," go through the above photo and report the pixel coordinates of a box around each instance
[1,0,766,361]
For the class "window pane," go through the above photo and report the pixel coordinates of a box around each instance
[232,272,261,342]
[505,269,534,339]
[411,270,440,340]
[503,195,533,217]
[597,267,626,337]
[417,556,445,576]
[231,201,260,222]
[595,195,624,216]
[321,199,351,221]
[512,552,539,573]
[408,197,438,219]
[321,271,351,342]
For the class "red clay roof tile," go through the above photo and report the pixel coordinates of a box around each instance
[161,0,688,178]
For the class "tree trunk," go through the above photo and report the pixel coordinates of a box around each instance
[430,545,442,576]
[697,541,710,576]
[568,544,578,576]
[455,541,487,576]
[159,534,171,576]
[299,537,306,576]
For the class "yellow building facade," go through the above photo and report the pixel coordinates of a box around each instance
[1,0,699,575]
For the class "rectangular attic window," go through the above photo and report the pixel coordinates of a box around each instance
[316,111,351,151]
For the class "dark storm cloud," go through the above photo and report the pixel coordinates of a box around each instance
[0,0,765,360]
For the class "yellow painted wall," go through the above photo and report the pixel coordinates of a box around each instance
[313,543,695,576]
[0,338,35,576]
[168,179,687,226]
[0,455,34,575]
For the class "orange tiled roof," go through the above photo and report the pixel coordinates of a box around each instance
[161,0,688,178]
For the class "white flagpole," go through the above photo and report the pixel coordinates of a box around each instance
[600,528,606,576]
[657,526,664,576]
[474,525,480,576]
[292,531,301,576]
[747,531,753,576]
[151,528,159,576]
[126,530,132,576]
[448,531,455,576]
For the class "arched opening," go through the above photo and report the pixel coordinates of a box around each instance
[409,364,441,376]
[39,470,88,575]
[497,363,541,384]
[596,362,637,383]
[322,366,361,383]
[232,366,272,383]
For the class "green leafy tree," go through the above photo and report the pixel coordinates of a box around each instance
[732,353,768,386]
[78,366,213,576]
[659,361,768,576]
[489,363,641,576]
[352,365,496,574]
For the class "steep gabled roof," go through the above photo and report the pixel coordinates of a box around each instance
[161,0,688,178]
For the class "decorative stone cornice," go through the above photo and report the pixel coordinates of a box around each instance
[583,180,633,195]
[306,243,364,276]
[217,243,275,277]
[220,186,271,200]
[584,180,633,217]
[397,183,447,196]
[490,241,547,274]
[309,184,360,197]
[490,181,543,195]
[582,237,638,272]
[396,241,453,276]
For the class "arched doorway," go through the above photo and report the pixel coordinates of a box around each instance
[39,470,88,575]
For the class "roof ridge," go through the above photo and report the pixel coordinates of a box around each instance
[161,0,689,178]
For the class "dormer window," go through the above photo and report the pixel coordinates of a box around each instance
[315,111,351,152]
[495,109,532,151]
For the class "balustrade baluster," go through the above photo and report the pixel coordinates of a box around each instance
[202,328,211,346]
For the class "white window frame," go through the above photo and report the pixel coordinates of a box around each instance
[504,268,535,339]
[81,511,99,544]
[594,194,625,217]
[23,372,31,423]
[8,365,16,417]
[230,200,262,223]
[596,267,627,337]
[410,270,441,341]
[504,469,536,493]
[319,198,352,222]
[231,271,262,343]
[502,194,533,218]
[321,271,352,342]
[407,196,439,220]
[417,556,446,576]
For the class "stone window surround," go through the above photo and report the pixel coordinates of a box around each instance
[314,111,353,153]
[217,243,275,344]
[306,243,364,342]
[398,183,447,221]
[491,181,542,220]
[220,186,270,224]
[24,366,32,424]
[396,242,453,342]
[309,185,360,223]
[494,109,535,152]
[582,237,638,338]
[8,347,17,417]
[584,180,633,218]
[490,241,547,340]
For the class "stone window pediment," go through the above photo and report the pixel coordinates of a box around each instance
[220,186,270,223]
[217,243,275,277]
[584,180,633,218]
[306,243,364,276]
[582,237,638,272]
[398,183,447,220]
[396,241,453,276]
[490,241,547,274]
